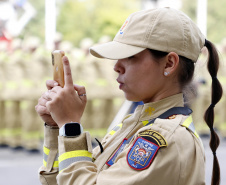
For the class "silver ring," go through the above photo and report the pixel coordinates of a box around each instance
[79,94,86,96]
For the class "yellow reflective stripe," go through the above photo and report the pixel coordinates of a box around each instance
[0,128,22,136]
[43,159,58,168]
[182,115,193,128]
[118,123,123,128]
[43,147,59,168]
[109,123,123,136]
[53,161,59,168]
[43,146,50,155]
[194,131,199,138]
[109,130,116,135]
[142,120,149,126]
[43,159,47,167]
[22,131,41,140]
[182,115,199,138]
[59,150,92,163]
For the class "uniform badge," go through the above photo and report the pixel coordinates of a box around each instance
[127,130,167,170]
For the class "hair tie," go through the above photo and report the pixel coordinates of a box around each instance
[212,76,217,79]
[213,151,216,156]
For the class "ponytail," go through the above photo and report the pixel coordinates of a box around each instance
[204,39,223,185]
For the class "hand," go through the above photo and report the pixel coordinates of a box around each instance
[35,90,58,127]
[45,56,87,128]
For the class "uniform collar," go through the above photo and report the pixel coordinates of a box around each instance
[135,93,184,122]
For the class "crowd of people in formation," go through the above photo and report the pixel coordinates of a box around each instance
[0,35,226,153]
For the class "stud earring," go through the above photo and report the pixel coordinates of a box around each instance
[164,71,169,76]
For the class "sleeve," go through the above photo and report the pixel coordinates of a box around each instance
[56,131,182,185]
[39,124,59,185]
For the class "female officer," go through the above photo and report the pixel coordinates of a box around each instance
[36,7,222,185]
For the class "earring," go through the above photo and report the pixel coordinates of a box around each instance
[164,72,169,76]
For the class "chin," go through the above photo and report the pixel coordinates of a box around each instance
[125,94,142,102]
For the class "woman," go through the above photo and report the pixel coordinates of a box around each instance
[36,7,222,185]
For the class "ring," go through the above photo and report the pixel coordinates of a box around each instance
[79,94,86,96]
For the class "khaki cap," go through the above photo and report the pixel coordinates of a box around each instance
[90,7,205,62]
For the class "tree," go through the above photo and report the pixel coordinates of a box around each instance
[182,0,226,44]
[56,0,139,46]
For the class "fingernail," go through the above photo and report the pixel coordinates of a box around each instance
[63,56,68,62]
[54,82,58,86]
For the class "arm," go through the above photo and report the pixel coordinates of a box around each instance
[39,125,59,185]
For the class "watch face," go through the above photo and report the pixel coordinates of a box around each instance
[65,123,81,136]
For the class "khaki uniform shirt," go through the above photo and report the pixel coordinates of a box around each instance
[39,93,205,185]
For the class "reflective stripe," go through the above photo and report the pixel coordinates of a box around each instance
[43,146,59,168]
[0,128,22,137]
[43,146,50,155]
[43,160,58,168]
[142,120,149,126]
[109,123,123,135]
[53,161,59,168]
[109,130,116,136]
[59,150,92,162]
[59,150,92,173]
[181,115,199,138]
[22,131,41,140]
[59,157,92,173]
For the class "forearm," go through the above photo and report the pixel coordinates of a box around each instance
[39,124,59,185]
[57,132,96,185]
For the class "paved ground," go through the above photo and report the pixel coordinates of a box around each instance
[0,136,225,185]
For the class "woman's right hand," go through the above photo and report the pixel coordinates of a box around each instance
[35,80,59,127]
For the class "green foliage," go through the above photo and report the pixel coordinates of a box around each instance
[182,0,226,43]
[57,0,139,46]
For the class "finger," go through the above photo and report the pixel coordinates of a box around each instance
[46,80,59,90]
[42,91,52,101]
[35,104,50,115]
[63,56,73,88]
[38,97,48,106]
[51,86,62,93]
[74,84,87,101]
[43,90,57,101]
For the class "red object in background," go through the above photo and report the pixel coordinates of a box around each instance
[0,30,12,51]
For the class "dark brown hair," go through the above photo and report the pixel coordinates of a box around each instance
[204,39,222,185]
[149,44,223,185]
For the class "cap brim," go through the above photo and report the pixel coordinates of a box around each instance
[89,41,145,60]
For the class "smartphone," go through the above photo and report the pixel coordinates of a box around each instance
[52,50,65,87]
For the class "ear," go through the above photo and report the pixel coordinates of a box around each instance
[164,52,180,76]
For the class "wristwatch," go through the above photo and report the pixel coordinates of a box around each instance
[59,122,83,137]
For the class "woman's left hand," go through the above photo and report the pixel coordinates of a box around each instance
[46,56,87,128]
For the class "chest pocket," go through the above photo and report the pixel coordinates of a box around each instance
[180,115,199,138]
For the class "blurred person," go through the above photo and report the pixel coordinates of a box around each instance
[53,32,63,50]
[79,37,94,57]
[19,36,43,152]
[36,8,223,185]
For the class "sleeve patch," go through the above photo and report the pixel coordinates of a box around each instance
[127,137,159,170]
[138,129,167,147]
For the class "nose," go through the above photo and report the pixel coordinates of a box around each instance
[114,59,125,74]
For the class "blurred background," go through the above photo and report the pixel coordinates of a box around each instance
[0,0,225,184]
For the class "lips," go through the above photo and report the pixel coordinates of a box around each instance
[117,79,124,89]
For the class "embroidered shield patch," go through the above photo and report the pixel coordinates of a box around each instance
[127,137,159,170]
[127,130,167,170]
